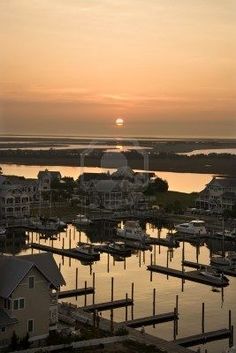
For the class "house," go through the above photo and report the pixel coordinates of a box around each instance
[0,253,65,347]
[196,176,236,213]
[37,170,61,191]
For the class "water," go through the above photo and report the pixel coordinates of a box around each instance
[10,224,236,353]
[180,148,236,156]
[0,164,213,193]
[0,144,151,151]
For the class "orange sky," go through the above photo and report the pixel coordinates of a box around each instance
[0,0,235,137]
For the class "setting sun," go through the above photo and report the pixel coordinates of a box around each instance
[116,118,124,127]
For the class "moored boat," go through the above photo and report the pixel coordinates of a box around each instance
[73,214,92,226]
[117,221,148,242]
[107,242,131,257]
[175,219,207,236]
[0,227,7,237]
[75,243,100,261]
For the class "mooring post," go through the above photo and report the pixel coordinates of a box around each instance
[131,282,134,320]
[84,280,87,307]
[75,267,78,289]
[110,277,114,333]
[153,288,156,316]
[59,263,61,272]
[176,294,179,335]
[154,245,156,265]
[139,251,141,267]
[150,253,153,282]
[230,325,234,347]
[229,310,233,347]
[143,250,146,264]
[107,254,110,273]
[92,272,95,305]
[202,302,205,333]
[69,229,71,249]
[125,293,128,322]
[173,307,177,341]
[62,238,64,250]
[124,257,126,270]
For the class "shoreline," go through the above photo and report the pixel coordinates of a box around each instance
[0,154,236,175]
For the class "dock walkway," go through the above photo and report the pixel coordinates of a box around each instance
[147,264,229,287]
[81,298,133,312]
[58,287,94,299]
[173,328,231,347]
[121,312,178,328]
[183,260,236,277]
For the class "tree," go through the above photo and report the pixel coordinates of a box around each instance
[145,177,169,195]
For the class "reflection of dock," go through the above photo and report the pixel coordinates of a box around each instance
[183,260,236,277]
[81,298,133,312]
[147,236,179,248]
[173,328,232,347]
[121,312,178,328]
[30,243,100,261]
[59,288,94,299]
[147,264,229,287]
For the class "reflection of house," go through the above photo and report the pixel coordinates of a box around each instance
[38,170,61,191]
[196,177,236,213]
[78,167,153,209]
[0,253,65,348]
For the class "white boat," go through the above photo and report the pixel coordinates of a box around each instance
[0,227,6,237]
[215,229,236,240]
[117,221,148,242]
[175,220,207,235]
[211,254,236,270]
[107,242,131,256]
[73,214,92,226]
[30,218,60,232]
[199,267,229,283]
[75,244,100,260]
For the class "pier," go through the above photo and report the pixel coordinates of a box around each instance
[183,260,236,277]
[30,243,100,261]
[121,312,178,328]
[173,328,232,347]
[147,236,179,248]
[58,287,94,299]
[81,298,133,312]
[147,264,229,287]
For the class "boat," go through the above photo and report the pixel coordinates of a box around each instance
[75,243,100,261]
[0,227,6,237]
[199,267,229,283]
[29,217,62,232]
[117,221,148,242]
[215,229,236,240]
[175,220,207,235]
[107,242,131,257]
[211,253,236,270]
[73,214,92,226]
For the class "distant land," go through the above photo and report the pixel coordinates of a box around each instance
[0,136,236,175]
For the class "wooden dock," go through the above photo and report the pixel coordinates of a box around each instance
[81,298,133,312]
[121,312,178,328]
[58,287,94,299]
[173,328,231,347]
[147,264,229,287]
[183,260,236,277]
[30,243,100,261]
[147,237,179,248]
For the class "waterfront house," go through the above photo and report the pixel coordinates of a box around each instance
[0,253,65,348]
[196,176,236,213]
[37,170,61,191]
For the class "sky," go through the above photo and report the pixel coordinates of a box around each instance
[0,0,235,137]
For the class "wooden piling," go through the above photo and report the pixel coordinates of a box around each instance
[84,281,87,307]
[202,303,205,333]
[92,272,95,305]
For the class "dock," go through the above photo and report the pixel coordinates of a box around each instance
[30,243,100,261]
[183,260,236,277]
[81,298,133,312]
[147,264,229,287]
[58,287,94,299]
[173,328,231,347]
[147,237,179,248]
[121,312,178,328]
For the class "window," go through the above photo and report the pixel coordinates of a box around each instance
[1,327,6,333]
[27,319,34,333]
[29,276,35,289]
[13,298,25,310]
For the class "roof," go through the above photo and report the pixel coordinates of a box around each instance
[210,177,236,188]
[112,166,135,179]
[0,309,18,328]
[38,170,61,179]
[0,253,65,298]
[93,180,121,193]
[222,192,236,200]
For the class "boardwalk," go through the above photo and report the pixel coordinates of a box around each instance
[59,303,193,353]
[147,264,229,287]
[81,298,133,312]
[173,328,231,347]
[121,312,178,328]
[183,260,236,277]
[58,287,94,299]
[31,243,100,261]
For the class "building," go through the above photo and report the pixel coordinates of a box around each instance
[37,170,61,192]
[0,176,37,219]
[196,176,236,213]
[0,253,65,347]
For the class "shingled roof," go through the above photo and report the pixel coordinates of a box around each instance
[0,253,65,299]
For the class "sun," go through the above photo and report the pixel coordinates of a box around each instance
[115,118,124,127]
